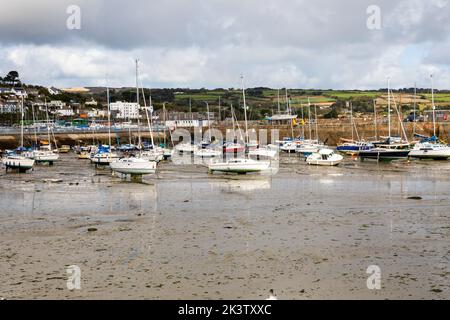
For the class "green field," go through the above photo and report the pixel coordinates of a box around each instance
[322,90,381,99]
[424,93,450,103]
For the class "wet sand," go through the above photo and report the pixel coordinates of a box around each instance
[0,154,449,299]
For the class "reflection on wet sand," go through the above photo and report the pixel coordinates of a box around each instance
[209,177,272,192]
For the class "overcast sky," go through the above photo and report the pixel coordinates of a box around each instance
[0,0,449,89]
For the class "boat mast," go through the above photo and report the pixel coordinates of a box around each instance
[300,101,305,139]
[20,96,24,148]
[431,74,436,137]
[350,101,354,141]
[413,82,417,137]
[241,75,249,145]
[163,102,167,148]
[218,96,221,122]
[140,77,155,149]
[285,88,289,114]
[289,97,294,139]
[373,99,378,141]
[189,98,193,125]
[314,103,319,142]
[45,98,51,149]
[308,97,312,141]
[387,77,391,138]
[205,101,211,142]
[135,58,142,151]
[277,89,281,113]
[31,102,37,147]
[106,84,112,149]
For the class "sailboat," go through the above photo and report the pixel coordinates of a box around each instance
[90,84,119,165]
[194,101,222,158]
[336,102,374,155]
[222,103,246,154]
[409,75,450,160]
[209,76,270,174]
[2,96,35,172]
[110,59,157,175]
[278,90,300,153]
[359,78,411,161]
[138,79,165,163]
[26,99,60,164]
[295,99,325,156]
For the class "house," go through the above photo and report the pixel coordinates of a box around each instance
[87,108,108,118]
[156,111,216,121]
[47,87,61,95]
[0,99,20,113]
[0,87,13,95]
[85,98,98,107]
[48,100,66,108]
[165,119,214,129]
[25,88,39,96]
[11,88,28,98]
[55,108,75,117]
[109,101,141,119]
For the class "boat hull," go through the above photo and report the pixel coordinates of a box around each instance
[2,157,35,171]
[33,152,60,163]
[110,163,156,175]
[359,149,410,160]
[90,153,120,165]
[194,149,222,158]
[409,149,450,160]
[209,160,270,174]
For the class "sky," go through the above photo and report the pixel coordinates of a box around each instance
[0,0,450,89]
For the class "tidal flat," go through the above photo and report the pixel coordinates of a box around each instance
[0,154,449,299]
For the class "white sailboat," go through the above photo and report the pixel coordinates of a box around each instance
[248,145,278,158]
[90,84,119,165]
[209,158,270,173]
[409,75,450,160]
[2,96,35,172]
[27,99,60,164]
[208,76,270,174]
[110,59,157,175]
[110,157,156,174]
[176,143,198,153]
[194,101,222,158]
[139,77,165,163]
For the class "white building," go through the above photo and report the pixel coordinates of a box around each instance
[165,119,214,129]
[85,98,98,106]
[56,108,75,117]
[48,100,66,108]
[87,109,108,118]
[47,87,61,95]
[109,101,141,119]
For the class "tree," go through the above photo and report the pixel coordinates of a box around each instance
[323,106,339,119]
[3,71,21,86]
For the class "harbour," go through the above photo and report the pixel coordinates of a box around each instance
[2,0,450,305]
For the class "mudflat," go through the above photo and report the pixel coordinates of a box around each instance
[0,154,449,299]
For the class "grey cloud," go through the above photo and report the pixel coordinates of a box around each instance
[0,0,449,89]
